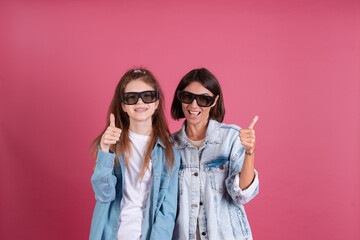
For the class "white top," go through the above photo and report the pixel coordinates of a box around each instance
[116,131,152,240]
[189,138,205,149]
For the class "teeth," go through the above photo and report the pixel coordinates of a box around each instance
[189,111,200,115]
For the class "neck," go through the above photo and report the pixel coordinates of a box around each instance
[129,119,152,136]
[186,120,209,141]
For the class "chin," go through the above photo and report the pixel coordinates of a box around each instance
[137,116,152,121]
[186,117,201,125]
[128,114,151,122]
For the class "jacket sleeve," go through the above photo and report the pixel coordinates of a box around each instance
[91,148,117,203]
[225,130,259,205]
[152,151,180,240]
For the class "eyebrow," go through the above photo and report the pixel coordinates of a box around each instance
[184,91,212,96]
[123,90,156,93]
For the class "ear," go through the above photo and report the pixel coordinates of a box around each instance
[210,95,219,108]
[154,100,159,110]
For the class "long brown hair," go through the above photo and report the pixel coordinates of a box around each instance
[90,68,175,179]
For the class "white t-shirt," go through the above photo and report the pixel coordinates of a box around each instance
[116,131,152,240]
[188,138,205,149]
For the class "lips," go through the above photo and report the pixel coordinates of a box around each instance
[189,110,200,115]
[188,110,201,119]
[134,107,148,112]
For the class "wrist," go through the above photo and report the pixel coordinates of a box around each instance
[100,143,109,153]
[245,148,255,156]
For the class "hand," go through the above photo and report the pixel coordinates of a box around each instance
[239,116,258,154]
[100,113,121,153]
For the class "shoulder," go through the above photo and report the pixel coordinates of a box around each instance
[169,146,181,169]
[208,119,241,133]
[171,129,185,150]
[215,122,243,144]
[220,122,241,132]
[171,129,182,142]
[217,121,242,135]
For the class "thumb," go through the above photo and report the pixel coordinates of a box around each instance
[110,113,116,127]
[247,115,259,129]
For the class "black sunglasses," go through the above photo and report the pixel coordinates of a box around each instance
[177,90,217,107]
[121,91,159,105]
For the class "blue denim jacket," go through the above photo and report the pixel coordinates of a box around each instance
[89,140,180,240]
[172,120,259,240]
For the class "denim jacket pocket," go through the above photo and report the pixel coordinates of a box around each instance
[205,158,229,193]
[160,173,170,189]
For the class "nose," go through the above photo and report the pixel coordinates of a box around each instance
[137,97,144,104]
[189,98,199,108]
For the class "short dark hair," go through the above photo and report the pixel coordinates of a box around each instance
[171,68,225,122]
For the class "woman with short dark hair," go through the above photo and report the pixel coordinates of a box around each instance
[171,68,259,240]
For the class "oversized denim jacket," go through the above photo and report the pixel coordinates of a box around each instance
[89,140,180,240]
[172,120,259,240]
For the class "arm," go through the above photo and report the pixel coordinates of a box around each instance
[91,113,121,203]
[238,116,258,190]
[225,130,259,205]
[91,148,117,203]
[239,150,255,189]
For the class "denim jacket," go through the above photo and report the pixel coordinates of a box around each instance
[89,140,180,240]
[172,120,259,240]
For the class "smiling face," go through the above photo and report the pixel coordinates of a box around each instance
[181,81,218,126]
[121,78,159,124]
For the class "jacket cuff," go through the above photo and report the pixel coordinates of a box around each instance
[96,147,116,168]
[232,169,259,199]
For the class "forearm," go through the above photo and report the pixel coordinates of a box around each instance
[91,148,117,203]
[239,150,255,190]
[238,116,258,190]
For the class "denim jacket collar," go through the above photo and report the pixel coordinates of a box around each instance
[156,138,166,148]
[174,119,222,149]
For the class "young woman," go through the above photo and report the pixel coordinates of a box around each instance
[171,68,259,240]
[89,68,180,240]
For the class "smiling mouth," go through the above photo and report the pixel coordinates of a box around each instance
[135,108,148,112]
[188,110,200,116]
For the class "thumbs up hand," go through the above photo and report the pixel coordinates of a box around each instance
[239,116,258,154]
[100,113,122,153]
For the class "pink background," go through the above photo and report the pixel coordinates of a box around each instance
[1,0,359,239]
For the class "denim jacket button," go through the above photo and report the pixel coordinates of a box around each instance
[194,172,198,176]
[202,232,207,236]
[200,201,203,206]
[219,164,224,170]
